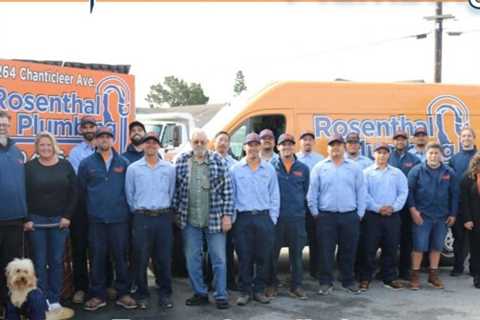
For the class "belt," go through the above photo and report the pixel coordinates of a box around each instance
[237,209,269,215]
[320,209,356,215]
[135,208,171,217]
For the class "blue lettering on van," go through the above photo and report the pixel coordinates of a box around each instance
[313,95,470,160]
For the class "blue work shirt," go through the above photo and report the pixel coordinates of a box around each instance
[408,147,426,162]
[122,144,145,165]
[68,141,95,174]
[363,164,408,214]
[230,159,280,224]
[407,162,459,218]
[449,147,477,189]
[125,157,176,211]
[296,151,324,170]
[388,149,421,177]
[345,154,373,170]
[307,158,366,218]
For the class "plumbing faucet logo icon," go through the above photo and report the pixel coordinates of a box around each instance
[96,76,132,151]
[426,95,470,159]
[469,0,480,9]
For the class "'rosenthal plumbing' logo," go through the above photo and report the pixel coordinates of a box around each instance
[469,0,480,9]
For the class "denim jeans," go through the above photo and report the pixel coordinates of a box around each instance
[182,223,227,300]
[88,222,130,300]
[28,214,69,304]
[234,213,274,294]
[132,213,173,300]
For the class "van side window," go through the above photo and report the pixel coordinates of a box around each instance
[229,114,286,159]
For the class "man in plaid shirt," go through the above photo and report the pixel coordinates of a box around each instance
[173,128,234,310]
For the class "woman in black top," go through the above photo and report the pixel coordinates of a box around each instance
[24,132,77,318]
[460,151,480,288]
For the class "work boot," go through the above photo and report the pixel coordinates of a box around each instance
[264,286,278,298]
[428,268,444,289]
[409,269,421,290]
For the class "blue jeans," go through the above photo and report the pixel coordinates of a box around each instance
[132,213,173,300]
[316,211,359,287]
[272,217,306,290]
[412,215,449,252]
[182,223,227,300]
[234,213,274,294]
[88,222,130,300]
[28,214,69,304]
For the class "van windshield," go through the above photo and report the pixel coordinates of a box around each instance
[230,114,286,159]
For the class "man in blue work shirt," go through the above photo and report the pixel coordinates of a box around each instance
[408,127,428,162]
[231,132,280,306]
[388,130,421,280]
[78,127,137,311]
[174,129,234,310]
[213,131,238,291]
[296,130,324,280]
[270,133,310,299]
[125,132,176,310]
[122,121,147,164]
[408,143,458,290]
[0,111,27,312]
[307,134,366,295]
[345,132,373,170]
[359,142,408,291]
[68,115,97,304]
[449,127,477,277]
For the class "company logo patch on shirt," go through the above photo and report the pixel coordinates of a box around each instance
[113,166,125,173]
[293,171,303,177]
[403,162,413,168]
[442,174,451,181]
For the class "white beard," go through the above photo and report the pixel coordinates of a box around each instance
[0,136,7,147]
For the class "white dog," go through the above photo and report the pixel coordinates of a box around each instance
[5,258,48,320]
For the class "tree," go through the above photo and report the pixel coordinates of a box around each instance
[146,76,209,107]
[233,70,247,96]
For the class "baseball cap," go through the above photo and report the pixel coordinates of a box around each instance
[327,134,345,145]
[259,129,275,139]
[393,130,408,140]
[277,133,295,145]
[142,131,161,145]
[244,132,261,145]
[129,121,146,132]
[346,132,360,143]
[374,142,390,152]
[299,130,315,140]
[95,127,114,138]
[80,115,97,127]
[414,127,428,136]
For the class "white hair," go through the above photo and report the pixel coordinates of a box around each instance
[190,128,208,141]
[6,258,37,308]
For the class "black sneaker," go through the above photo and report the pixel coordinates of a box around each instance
[342,284,361,294]
[159,296,173,309]
[185,294,209,306]
[216,299,230,309]
[450,269,464,277]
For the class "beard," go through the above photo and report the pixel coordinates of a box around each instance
[193,147,206,157]
[83,132,95,142]
[0,135,7,147]
[131,134,144,146]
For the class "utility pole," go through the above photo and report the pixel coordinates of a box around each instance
[434,2,443,83]
[424,3,455,83]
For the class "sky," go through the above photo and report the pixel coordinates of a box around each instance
[1,2,479,107]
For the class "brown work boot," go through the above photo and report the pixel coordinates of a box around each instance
[409,269,421,290]
[359,281,369,292]
[428,268,444,289]
[264,286,278,298]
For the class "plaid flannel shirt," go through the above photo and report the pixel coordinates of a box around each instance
[173,150,234,233]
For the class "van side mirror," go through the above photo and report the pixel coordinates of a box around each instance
[173,126,182,147]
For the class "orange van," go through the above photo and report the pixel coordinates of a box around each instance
[208,81,478,161]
